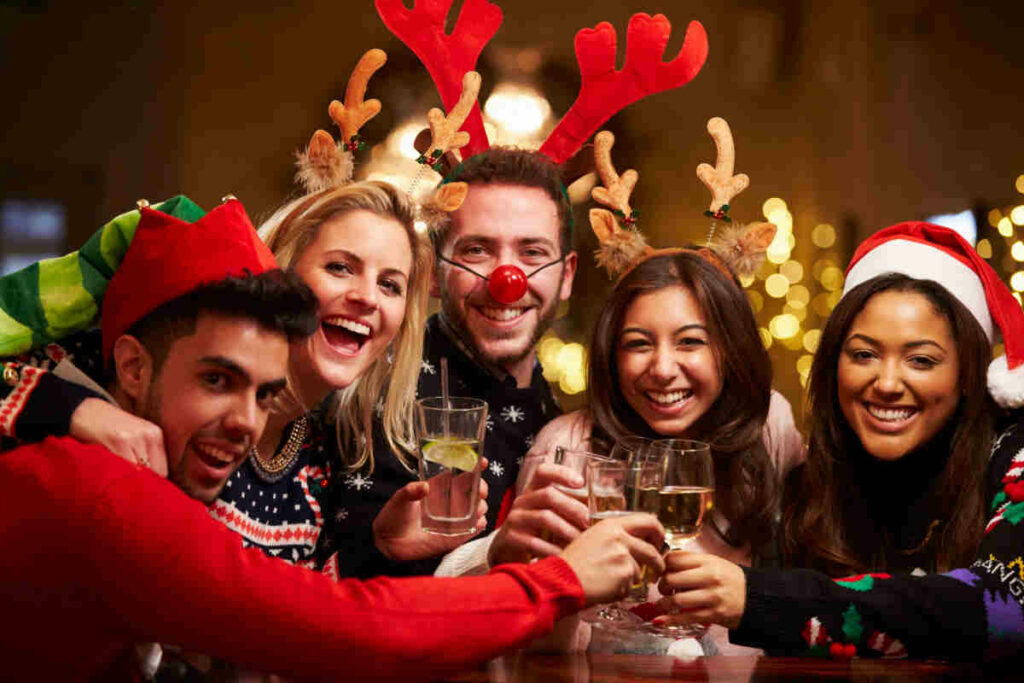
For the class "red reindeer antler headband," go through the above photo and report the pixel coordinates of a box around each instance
[374,0,709,165]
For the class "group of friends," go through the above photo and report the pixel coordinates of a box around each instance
[2,4,1024,679]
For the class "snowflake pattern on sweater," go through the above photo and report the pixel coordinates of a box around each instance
[317,314,560,579]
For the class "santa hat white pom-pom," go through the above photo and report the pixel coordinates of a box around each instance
[988,355,1024,409]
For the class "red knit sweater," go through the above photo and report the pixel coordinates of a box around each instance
[0,437,584,680]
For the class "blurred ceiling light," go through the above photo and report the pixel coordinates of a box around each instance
[811,223,836,248]
[819,266,845,292]
[780,260,804,283]
[765,273,790,298]
[989,209,1003,227]
[803,329,822,353]
[484,83,551,136]
[388,121,424,160]
[786,284,811,307]
[1012,241,1024,262]
[769,314,800,339]
[998,217,1014,237]
[746,289,764,313]
[796,354,814,377]
[977,238,993,259]
[758,327,773,349]
[1017,175,1024,194]
[1011,206,1024,226]
[1011,271,1024,292]
[762,197,787,218]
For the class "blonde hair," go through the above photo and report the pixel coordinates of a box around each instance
[260,181,431,472]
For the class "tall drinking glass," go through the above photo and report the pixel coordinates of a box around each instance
[582,455,664,628]
[641,438,714,636]
[415,397,488,536]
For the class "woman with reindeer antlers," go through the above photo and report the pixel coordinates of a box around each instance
[435,119,804,656]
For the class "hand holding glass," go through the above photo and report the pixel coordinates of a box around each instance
[415,397,488,536]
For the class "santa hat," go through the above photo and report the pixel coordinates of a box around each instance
[843,221,1024,408]
[101,198,277,360]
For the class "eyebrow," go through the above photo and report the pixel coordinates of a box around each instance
[199,357,288,394]
[322,249,409,280]
[847,333,947,353]
[620,324,707,336]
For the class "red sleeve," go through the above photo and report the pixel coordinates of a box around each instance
[74,444,583,680]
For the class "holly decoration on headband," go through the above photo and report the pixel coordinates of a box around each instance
[613,208,640,227]
[704,204,731,223]
[416,148,445,172]
[345,134,367,153]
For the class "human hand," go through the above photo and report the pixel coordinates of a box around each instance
[487,462,590,566]
[560,513,665,607]
[373,465,489,561]
[69,398,168,477]
[654,551,747,629]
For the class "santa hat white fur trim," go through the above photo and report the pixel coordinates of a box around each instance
[843,238,995,341]
[988,355,1024,409]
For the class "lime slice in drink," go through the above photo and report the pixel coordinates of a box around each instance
[422,440,479,472]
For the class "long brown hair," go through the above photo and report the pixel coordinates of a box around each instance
[783,273,994,575]
[588,251,778,555]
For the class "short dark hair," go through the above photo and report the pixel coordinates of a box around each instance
[433,147,574,255]
[125,269,318,370]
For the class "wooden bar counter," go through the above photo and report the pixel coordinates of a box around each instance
[438,653,991,681]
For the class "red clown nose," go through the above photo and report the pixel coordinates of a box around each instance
[488,264,528,304]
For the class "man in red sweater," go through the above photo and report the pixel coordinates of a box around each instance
[0,198,665,680]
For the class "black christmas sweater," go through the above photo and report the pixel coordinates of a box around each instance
[318,313,561,578]
[732,414,1024,660]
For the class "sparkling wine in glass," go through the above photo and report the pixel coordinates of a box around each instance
[643,439,714,637]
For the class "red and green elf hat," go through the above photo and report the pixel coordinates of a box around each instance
[0,196,205,357]
[101,197,277,360]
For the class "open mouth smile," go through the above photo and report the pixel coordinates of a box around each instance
[321,315,374,354]
[476,306,529,323]
[192,441,245,477]
[862,401,919,431]
[641,389,695,415]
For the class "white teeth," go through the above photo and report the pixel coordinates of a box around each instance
[323,316,371,337]
[645,390,693,405]
[480,307,525,321]
[866,404,916,422]
[195,444,236,465]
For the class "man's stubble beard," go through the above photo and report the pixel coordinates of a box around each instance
[140,373,192,499]
[440,269,563,369]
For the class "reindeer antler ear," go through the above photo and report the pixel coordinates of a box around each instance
[294,49,387,194]
[591,131,639,226]
[708,221,777,278]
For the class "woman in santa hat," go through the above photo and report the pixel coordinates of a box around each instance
[653,221,1024,660]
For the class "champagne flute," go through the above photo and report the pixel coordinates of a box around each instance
[581,453,664,629]
[641,439,714,636]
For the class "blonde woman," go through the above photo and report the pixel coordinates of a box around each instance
[214,180,480,570]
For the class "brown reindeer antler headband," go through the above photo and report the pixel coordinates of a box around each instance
[589,118,776,283]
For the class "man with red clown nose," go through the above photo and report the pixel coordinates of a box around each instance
[324,0,711,581]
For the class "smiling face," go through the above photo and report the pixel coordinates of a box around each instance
[290,209,412,401]
[615,285,723,437]
[837,289,961,461]
[142,312,289,503]
[436,184,576,381]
